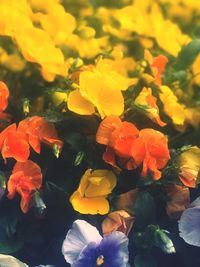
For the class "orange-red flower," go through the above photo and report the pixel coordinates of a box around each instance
[7,160,42,213]
[0,81,9,112]
[144,50,168,85]
[96,115,139,169]
[0,124,30,162]
[131,129,170,180]
[97,117,170,179]
[0,81,11,128]
[18,116,63,154]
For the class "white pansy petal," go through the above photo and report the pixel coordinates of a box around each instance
[0,254,28,267]
[190,196,200,208]
[179,207,200,246]
[62,220,102,265]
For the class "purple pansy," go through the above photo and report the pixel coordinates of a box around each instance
[179,197,200,247]
[62,220,129,267]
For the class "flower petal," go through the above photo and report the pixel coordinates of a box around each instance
[179,207,200,246]
[0,254,28,267]
[67,90,95,115]
[62,220,102,265]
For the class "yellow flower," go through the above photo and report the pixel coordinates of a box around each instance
[67,58,135,118]
[184,108,200,129]
[192,54,200,86]
[64,32,109,59]
[178,146,200,188]
[159,86,185,125]
[70,169,117,215]
[0,48,25,72]
[31,0,76,44]
[0,0,73,81]
[98,1,190,56]
[135,87,166,126]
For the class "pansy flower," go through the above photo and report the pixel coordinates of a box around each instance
[0,254,28,267]
[179,197,200,247]
[0,81,9,112]
[144,50,168,85]
[18,116,63,154]
[0,123,30,162]
[0,81,11,127]
[159,85,185,126]
[178,146,200,188]
[96,115,139,170]
[134,87,166,127]
[7,160,42,213]
[67,59,135,118]
[70,169,117,215]
[131,128,170,180]
[62,220,129,267]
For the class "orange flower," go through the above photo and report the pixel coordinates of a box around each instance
[18,116,63,154]
[0,81,11,128]
[131,129,170,180]
[7,160,42,213]
[0,81,9,112]
[0,124,30,162]
[144,50,168,85]
[96,115,139,169]
[102,210,134,236]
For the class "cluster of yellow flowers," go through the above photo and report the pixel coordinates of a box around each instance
[0,0,200,127]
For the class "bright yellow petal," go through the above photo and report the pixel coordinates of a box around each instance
[67,90,95,115]
[70,191,109,215]
[86,170,117,197]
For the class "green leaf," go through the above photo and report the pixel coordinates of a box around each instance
[74,151,85,166]
[0,238,24,254]
[134,191,156,230]
[175,39,200,70]
[134,255,157,267]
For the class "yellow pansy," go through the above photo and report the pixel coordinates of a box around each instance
[99,1,190,56]
[192,54,200,86]
[0,48,25,72]
[96,47,137,77]
[64,32,109,59]
[178,146,200,188]
[184,108,200,129]
[135,87,166,127]
[159,86,185,125]
[68,58,135,118]
[0,0,74,81]
[70,169,117,215]
[31,0,76,45]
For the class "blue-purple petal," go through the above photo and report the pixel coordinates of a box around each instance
[74,231,129,267]
[179,206,200,246]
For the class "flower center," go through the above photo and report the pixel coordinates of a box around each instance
[96,255,104,265]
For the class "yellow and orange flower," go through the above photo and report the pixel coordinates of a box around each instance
[7,160,42,213]
[178,146,200,188]
[70,169,117,215]
[134,87,166,127]
[144,50,168,85]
